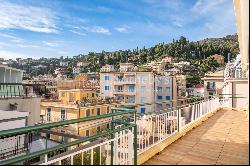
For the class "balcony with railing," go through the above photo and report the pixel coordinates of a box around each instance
[0,83,48,99]
[0,97,248,165]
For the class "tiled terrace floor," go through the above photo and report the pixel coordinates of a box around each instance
[144,109,249,165]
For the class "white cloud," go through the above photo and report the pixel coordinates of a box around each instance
[0,42,11,48]
[114,26,131,33]
[192,0,226,14]
[0,1,59,33]
[16,44,41,48]
[0,50,39,60]
[69,30,86,36]
[173,21,183,28]
[82,26,111,35]
[42,41,59,47]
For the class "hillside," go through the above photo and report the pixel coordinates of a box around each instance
[10,34,239,78]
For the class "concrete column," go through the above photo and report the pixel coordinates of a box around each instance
[10,69,12,83]
[4,68,6,83]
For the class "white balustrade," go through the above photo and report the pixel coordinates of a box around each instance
[136,98,227,154]
[41,132,133,165]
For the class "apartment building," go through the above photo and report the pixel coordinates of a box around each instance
[100,63,177,113]
[155,75,177,111]
[59,61,69,67]
[202,70,224,98]
[24,74,58,98]
[40,102,119,142]
[58,88,98,102]
[142,56,175,74]
[175,75,187,106]
[0,65,42,126]
[186,84,204,97]
[57,74,97,91]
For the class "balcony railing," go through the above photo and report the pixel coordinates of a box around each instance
[0,83,47,99]
[0,108,137,165]
[0,134,33,160]
[135,97,229,154]
[114,79,136,85]
[225,68,247,79]
[113,90,124,94]
[0,98,231,165]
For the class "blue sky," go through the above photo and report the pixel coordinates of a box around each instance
[0,0,236,60]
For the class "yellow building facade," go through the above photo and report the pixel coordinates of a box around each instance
[40,102,120,142]
[58,88,98,102]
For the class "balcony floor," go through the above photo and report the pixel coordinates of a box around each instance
[143,109,249,165]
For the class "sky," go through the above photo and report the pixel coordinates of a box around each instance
[0,0,237,60]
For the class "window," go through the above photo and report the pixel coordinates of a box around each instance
[157,104,163,109]
[69,93,74,102]
[91,109,94,115]
[107,123,110,129]
[104,86,110,91]
[118,86,123,92]
[47,108,51,122]
[61,92,65,97]
[166,104,171,108]
[157,87,163,92]
[166,96,171,100]
[157,95,163,100]
[117,76,124,81]
[128,85,135,92]
[97,126,101,133]
[86,109,91,117]
[140,97,146,103]
[61,109,66,121]
[166,87,171,92]
[104,75,109,80]
[107,106,110,114]
[140,108,146,113]
[97,108,101,115]
[86,130,90,137]
[140,86,146,92]
[92,93,95,97]
[140,75,146,82]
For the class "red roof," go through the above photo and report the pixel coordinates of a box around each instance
[194,84,204,88]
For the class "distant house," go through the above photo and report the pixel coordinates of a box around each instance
[202,70,224,98]
[187,84,205,97]
[73,67,80,74]
[210,54,225,65]
[76,62,89,67]
[59,61,69,67]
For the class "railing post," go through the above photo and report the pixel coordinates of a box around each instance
[133,125,137,165]
[177,109,180,132]
[111,109,114,165]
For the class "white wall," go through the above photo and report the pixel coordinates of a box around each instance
[0,98,41,126]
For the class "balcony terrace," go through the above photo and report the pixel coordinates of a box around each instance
[143,108,249,165]
[0,98,248,165]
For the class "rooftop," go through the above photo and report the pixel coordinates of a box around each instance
[0,64,25,72]
[144,109,249,165]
